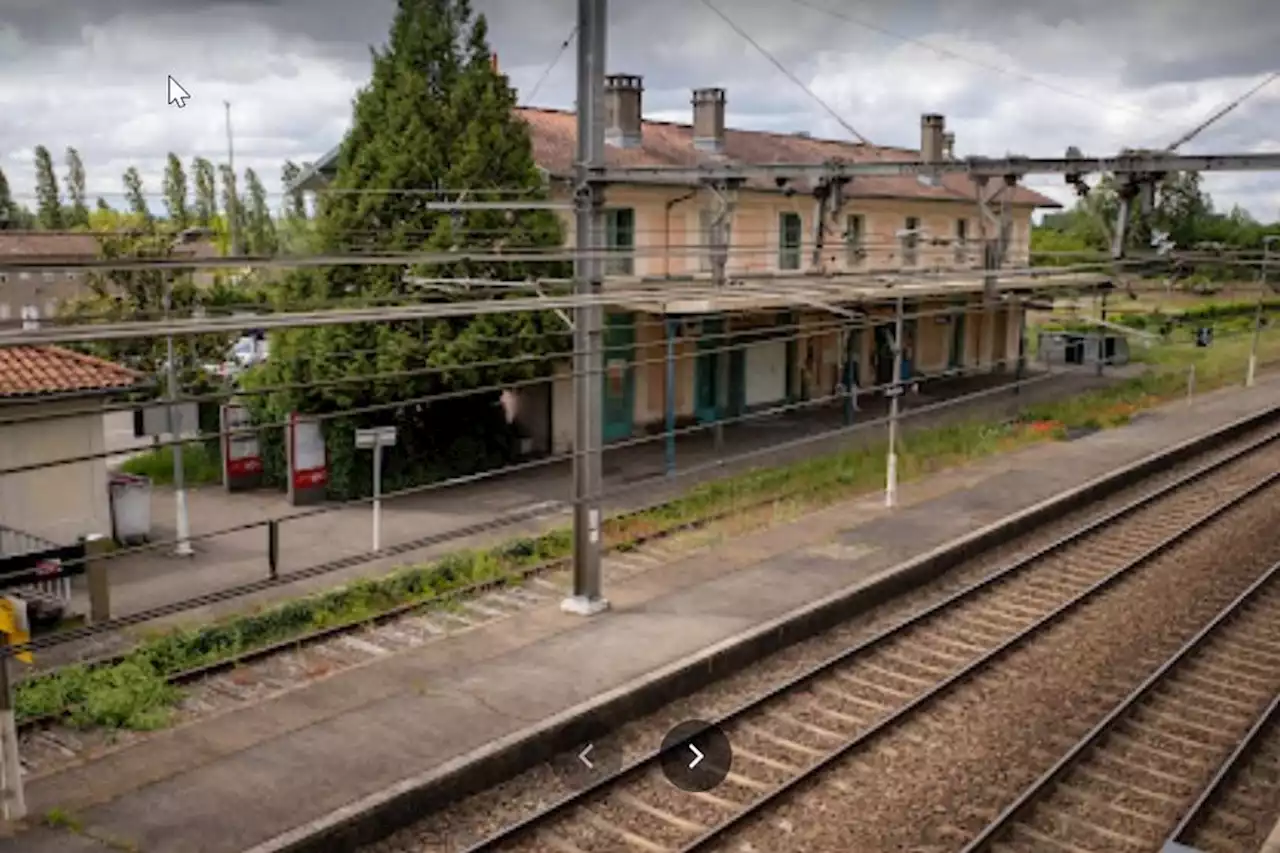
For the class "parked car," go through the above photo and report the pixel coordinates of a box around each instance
[203,334,269,381]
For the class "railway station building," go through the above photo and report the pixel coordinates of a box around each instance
[293,74,1109,454]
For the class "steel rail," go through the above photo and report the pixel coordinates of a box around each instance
[1162,691,1280,851]
[959,559,1280,852]
[459,427,1280,853]
[14,467,820,733]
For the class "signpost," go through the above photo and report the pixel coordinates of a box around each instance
[355,426,397,552]
[220,402,263,491]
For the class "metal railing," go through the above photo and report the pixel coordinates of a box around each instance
[0,525,76,610]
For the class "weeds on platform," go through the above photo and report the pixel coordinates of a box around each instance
[14,351,1269,730]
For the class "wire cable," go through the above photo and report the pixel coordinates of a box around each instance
[698,0,870,144]
[522,23,579,106]
[784,0,1161,125]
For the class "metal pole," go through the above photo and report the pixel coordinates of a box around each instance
[372,442,383,552]
[665,317,676,476]
[1095,286,1109,377]
[1248,237,1276,386]
[563,0,608,616]
[1013,295,1027,395]
[164,281,194,558]
[886,295,904,508]
[225,100,240,256]
[0,651,23,821]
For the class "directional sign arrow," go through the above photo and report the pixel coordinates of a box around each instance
[688,744,704,770]
[578,744,594,769]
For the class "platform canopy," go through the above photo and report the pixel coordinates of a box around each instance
[605,270,1114,316]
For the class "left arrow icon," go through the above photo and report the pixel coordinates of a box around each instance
[578,744,594,769]
[167,76,191,108]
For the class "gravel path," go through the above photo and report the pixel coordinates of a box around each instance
[362,427,1280,852]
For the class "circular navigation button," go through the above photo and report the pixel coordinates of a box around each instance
[551,739,622,790]
[659,719,732,793]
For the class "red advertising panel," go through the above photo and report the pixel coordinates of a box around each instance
[290,413,328,490]
[222,403,263,478]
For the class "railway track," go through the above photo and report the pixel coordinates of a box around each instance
[15,471,842,774]
[960,561,1280,853]
[445,428,1280,853]
[1167,693,1280,853]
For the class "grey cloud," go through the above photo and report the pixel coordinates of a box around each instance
[0,0,1277,219]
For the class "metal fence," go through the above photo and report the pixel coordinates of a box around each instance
[0,525,82,612]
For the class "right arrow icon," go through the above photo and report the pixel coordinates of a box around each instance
[688,744,704,770]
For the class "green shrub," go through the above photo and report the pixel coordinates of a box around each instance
[119,442,222,486]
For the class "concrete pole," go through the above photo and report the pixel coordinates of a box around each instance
[1248,237,1276,386]
[563,0,608,616]
[0,643,23,821]
[372,442,383,552]
[1095,286,1109,377]
[225,101,240,256]
[886,296,905,508]
[665,317,676,475]
[164,281,194,558]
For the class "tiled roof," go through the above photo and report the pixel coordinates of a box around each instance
[300,108,1060,208]
[519,108,1059,207]
[0,231,220,261]
[0,345,143,399]
[0,232,102,259]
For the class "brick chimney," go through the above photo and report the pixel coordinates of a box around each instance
[942,131,955,160]
[692,88,726,153]
[921,113,945,163]
[605,74,644,148]
[490,52,499,73]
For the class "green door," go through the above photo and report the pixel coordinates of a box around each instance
[874,324,895,385]
[902,309,918,381]
[603,312,635,442]
[694,316,723,423]
[948,299,967,371]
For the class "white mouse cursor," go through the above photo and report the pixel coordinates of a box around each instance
[168,76,191,108]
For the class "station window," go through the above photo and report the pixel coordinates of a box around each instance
[778,211,803,270]
[955,218,968,264]
[902,216,920,267]
[605,207,635,276]
[845,214,865,267]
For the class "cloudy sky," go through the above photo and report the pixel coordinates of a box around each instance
[1,0,1277,221]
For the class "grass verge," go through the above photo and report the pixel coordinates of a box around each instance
[14,342,1273,730]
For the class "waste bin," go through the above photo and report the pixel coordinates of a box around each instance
[109,473,153,545]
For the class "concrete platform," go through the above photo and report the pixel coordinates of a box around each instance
[8,377,1280,853]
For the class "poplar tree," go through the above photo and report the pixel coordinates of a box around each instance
[0,167,15,229]
[64,147,89,228]
[243,167,277,253]
[163,153,190,229]
[33,145,63,229]
[122,167,151,224]
[192,157,217,226]
[281,161,307,220]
